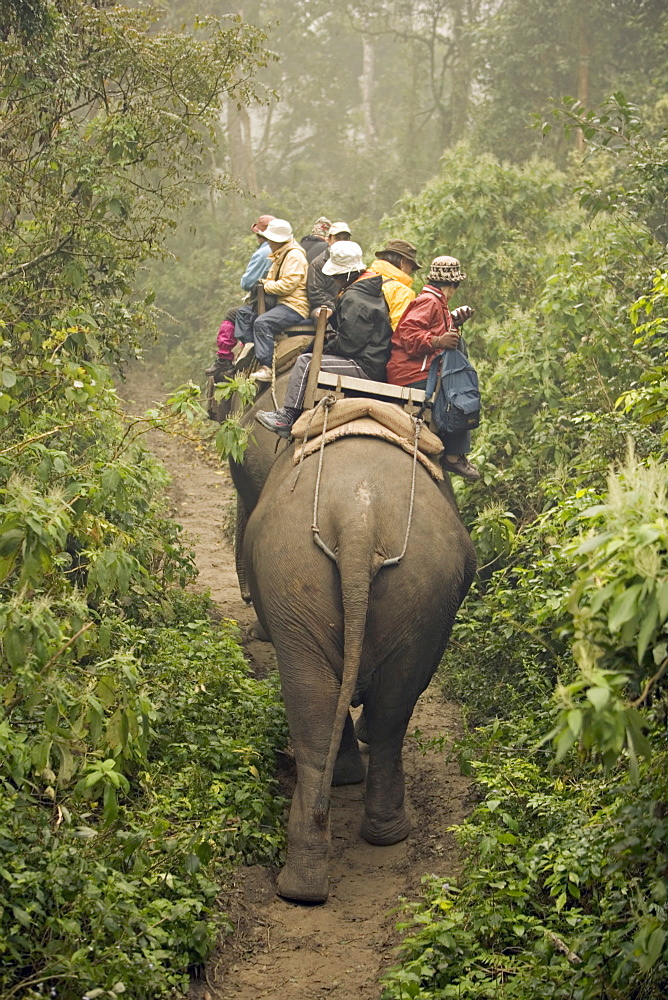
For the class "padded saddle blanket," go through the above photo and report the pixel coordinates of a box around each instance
[275,334,313,374]
[291,397,444,482]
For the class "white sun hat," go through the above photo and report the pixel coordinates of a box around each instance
[322,240,365,275]
[263,218,293,243]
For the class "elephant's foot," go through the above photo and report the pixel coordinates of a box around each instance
[247,617,270,642]
[361,808,411,846]
[276,859,329,904]
[354,711,369,745]
[332,747,366,786]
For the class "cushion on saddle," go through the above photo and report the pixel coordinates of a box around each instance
[292,418,444,482]
[291,397,443,456]
[274,335,314,375]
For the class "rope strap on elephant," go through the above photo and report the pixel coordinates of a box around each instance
[270,350,278,410]
[297,396,424,567]
[380,416,422,567]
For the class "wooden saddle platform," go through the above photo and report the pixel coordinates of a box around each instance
[291,397,444,481]
[297,308,435,429]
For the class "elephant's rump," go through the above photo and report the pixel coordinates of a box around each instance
[293,417,444,481]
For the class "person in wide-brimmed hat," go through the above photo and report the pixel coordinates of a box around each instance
[245,219,311,380]
[255,241,393,438]
[369,238,420,330]
[386,255,480,481]
[306,220,353,320]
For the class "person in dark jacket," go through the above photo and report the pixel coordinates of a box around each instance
[255,241,393,438]
[300,216,331,263]
[307,221,351,320]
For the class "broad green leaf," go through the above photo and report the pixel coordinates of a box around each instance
[106,707,130,749]
[4,627,26,668]
[657,579,668,621]
[566,709,582,737]
[0,528,23,557]
[12,905,31,927]
[56,743,77,786]
[586,686,610,711]
[103,783,119,825]
[637,600,659,662]
[554,724,576,763]
[44,702,59,731]
[608,584,643,633]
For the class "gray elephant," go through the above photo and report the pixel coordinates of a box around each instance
[239,425,476,903]
[229,373,292,602]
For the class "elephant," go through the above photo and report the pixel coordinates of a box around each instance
[229,373,292,603]
[236,414,477,903]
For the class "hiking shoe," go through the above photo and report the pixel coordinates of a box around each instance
[255,408,294,439]
[250,365,273,382]
[441,455,481,481]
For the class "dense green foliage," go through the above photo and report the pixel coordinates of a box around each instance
[3,0,668,997]
[383,749,668,998]
[0,5,288,998]
[2,595,287,999]
[379,107,668,999]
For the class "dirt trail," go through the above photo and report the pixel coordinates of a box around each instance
[120,364,471,1000]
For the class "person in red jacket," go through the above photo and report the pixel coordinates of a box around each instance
[387,256,479,480]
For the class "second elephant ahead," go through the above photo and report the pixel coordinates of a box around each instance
[242,430,476,903]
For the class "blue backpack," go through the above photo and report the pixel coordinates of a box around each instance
[422,348,481,436]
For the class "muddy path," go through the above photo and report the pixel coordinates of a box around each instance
[119,364,471,1000]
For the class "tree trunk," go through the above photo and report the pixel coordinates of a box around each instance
[575,13,590,154]
[450,0,472,140]
[227,94,258,195]
[359,36,377,146]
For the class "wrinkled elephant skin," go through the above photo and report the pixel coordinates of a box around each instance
[243,436,476,903]
[229,374,290,602]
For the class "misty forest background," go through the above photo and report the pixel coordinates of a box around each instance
[1,1,667,998]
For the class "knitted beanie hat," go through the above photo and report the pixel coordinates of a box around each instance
[428,256,466,283]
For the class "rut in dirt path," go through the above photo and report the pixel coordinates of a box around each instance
[120,364,472,1000]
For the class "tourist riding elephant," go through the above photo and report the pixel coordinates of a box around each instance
[241,432,476,903]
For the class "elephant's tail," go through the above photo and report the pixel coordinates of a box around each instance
[313,546,374,827]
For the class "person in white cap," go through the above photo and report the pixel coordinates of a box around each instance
[307,221,352,320]
[247,219,311,380]
[256,241,393,437]
[387,255,479,480]
[300,216,332,263]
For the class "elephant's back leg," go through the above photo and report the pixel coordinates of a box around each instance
[270,635,344,903]
[360,642,446,847]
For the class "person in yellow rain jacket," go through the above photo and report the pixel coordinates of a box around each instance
[369,238,420,330]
